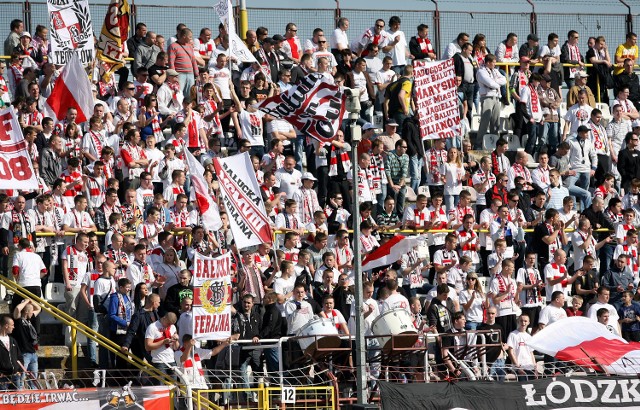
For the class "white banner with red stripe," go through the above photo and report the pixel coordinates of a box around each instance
[213,152,272,250]
[362,235,425,271]
[192,252,232,340]
[413,58,461,140]
[528,316,640,375]
[0,108,39,190]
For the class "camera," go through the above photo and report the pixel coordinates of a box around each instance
[344,87,361,115]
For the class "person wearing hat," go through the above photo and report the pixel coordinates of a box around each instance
[14,31,38,69]
[377,121,401,152]
[254,37,280,83]
[539,73,562,153]
[519,34,540,64]
[567,124,597,210]
[566,70,596,108]
[156,69,182,117]
[358,123,376,153]
[292,172,321,226]
[613,86,640,121]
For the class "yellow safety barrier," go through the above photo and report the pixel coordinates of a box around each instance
[0,276,220,409]
[194,385,336,410]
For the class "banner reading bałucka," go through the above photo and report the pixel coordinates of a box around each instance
[212,152,272,250]
[413,58,461,140]
[47,0,95,65]
[192,251,232,340]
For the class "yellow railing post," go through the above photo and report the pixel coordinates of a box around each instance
[597,75,601,104]
[505,64,511,104]
[70,324,78,379]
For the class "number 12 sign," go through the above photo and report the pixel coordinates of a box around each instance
[0,108,39,190]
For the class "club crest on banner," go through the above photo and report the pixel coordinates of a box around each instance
[48,0,95,65]
[200,279,231,314]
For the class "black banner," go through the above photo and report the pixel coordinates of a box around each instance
[380,377,640,409]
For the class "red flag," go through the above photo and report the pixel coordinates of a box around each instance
[362,235,425,271]
[43,54,94,123]
[184,149,222,232]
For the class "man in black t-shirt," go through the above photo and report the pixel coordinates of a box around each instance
[12,299,40,389]
[531,208,566,272]
[478,306,507,382]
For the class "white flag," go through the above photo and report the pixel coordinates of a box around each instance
[213,0,257,63]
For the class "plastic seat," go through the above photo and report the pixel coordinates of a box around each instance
[482,134,500,150]
[45,282,66,304]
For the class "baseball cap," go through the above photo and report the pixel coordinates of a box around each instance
[574,71,589,79]
[272,34,285,42]
[386,121,399,127]
[577,125,590,133]
[301,172,318,181]
[362,123,376,131]
[166,69,179,77]
[541,73,551,82]
[262,37,275,45]
[20,31,31,38]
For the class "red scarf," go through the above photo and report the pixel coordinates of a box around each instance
[430,208,448,229]
[414,207,428,227]
[329,145,351,176]
[550,263,568,288]
[529,84,539,113]
[568,44,581,76]
[623,245,639,273]
[89,131,104,158]
[590,122,607,152]
[417,37,433,53]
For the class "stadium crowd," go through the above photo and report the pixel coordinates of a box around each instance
[1,12,640,391]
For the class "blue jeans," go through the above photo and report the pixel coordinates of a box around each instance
[376,184,387,214]
[599,242,617,274]
[264,347,279,374]
[389,185,407,215]
[565,172,592,210]
[294,135,305,171]
[240,356,254,391]
[524,121,545,156]
[393,112,409,136]
[409,155,423,192]
[545,122,560,154]
[84,309,98,364]
[391,65,405,75]
[250,146,265,160]
[490,357,506,382]
[444,194,459,212]
[465,321,481,330]
[178,73,196,102]
[18,352,38,389]
[0,374,20,390]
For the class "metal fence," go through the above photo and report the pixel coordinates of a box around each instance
[2,1,636,60]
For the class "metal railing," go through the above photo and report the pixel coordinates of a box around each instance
[0,275,222,410]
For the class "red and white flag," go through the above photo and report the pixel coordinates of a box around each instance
[184,149,222,232]
[362,235,425,271]
[44,53,93,123]
[257,73,346,143]
[213,152,272,250]
[528,316,640,375]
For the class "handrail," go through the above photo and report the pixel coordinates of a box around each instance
[0,276,223,410]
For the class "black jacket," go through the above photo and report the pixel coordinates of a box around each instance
[581,206,615,242]
[409,36,433,60]
[124,308,159,361]
[162,284,193,317]
[560,41,584,82]
[400,116,423,158]
[614,72,640,102]
[0,335,20,376]
[260,303,283,339]
[618,147,640,189]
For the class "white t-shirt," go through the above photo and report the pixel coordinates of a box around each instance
[539,304,567,326]
[208,65,232,100]
[62,246,89,288]
[330,28,349,50]
[587,302,620,322]
[239,110,265,147]
[12,250,46,287]
[507,329,535,370]
[383,30,407,66]
[381,292,410,314]
[459,289,484,322]
[145,321,177,364]
[273,275,296,296]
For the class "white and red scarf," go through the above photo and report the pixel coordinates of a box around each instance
[328,145,351,177]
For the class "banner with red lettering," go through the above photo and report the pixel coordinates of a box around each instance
[413,59,461,140]
[0,384,170,409]
[192,252,232,340]
[212,152,272,250]
[0,108,39,190]
[257,73,346,143]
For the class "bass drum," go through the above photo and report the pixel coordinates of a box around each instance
[371,308,418,351]
[296,317,341,355]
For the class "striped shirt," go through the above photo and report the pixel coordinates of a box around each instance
[168,42,198,75]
